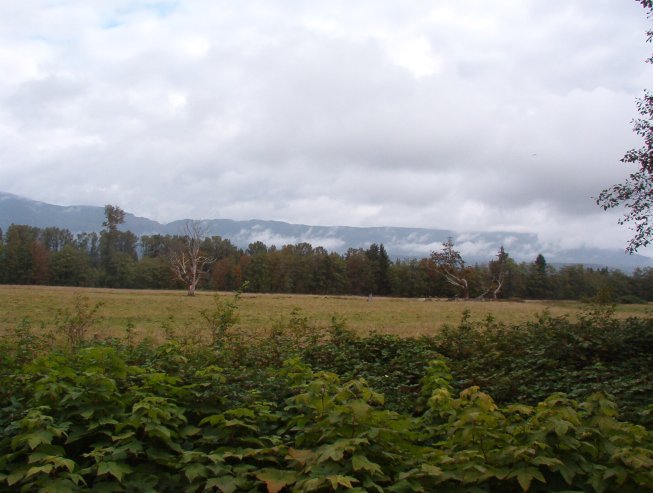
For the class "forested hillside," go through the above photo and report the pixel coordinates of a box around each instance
[3,191,652,272]
[0,220,651,302]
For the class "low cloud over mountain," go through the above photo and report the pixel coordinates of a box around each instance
[1,191,651,271]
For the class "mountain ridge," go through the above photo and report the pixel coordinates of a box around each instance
[0,191,650,271]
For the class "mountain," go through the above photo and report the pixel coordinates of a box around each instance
[0,192,161,234]
[1,191,651,271]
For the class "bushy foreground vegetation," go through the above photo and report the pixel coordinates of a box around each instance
[1,297,652,492]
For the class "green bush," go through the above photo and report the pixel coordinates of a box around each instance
[434,307,653,422]
[618,294,649,305]
[1,305,653,491]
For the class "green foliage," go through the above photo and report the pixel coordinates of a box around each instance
[49,245,95,287]
[304,330,440,414]
[618,294,648,305]
[283,368,416,492]
[6,220,653,302]
[406,387,653,492]
[55,295,104,348]
[199,284,248,347]
[435,307,653,423]
[2,306,653,492]
[1,317,54,367]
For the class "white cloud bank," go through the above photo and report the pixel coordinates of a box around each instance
[0,1,651,254]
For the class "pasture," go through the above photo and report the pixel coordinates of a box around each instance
[0,285,649,343]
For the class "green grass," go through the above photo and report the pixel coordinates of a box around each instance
[0,285,649,343]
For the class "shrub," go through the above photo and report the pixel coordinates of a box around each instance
[2,304,653,491]
[619,294,649,305]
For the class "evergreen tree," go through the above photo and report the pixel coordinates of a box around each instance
[40,227,74,253]
[50,244,94,286]
[527,254,551,299]
[99,205,137,288]
[0,227,4,283]
[365,244,391,295]
[4,225,35,284]
[244,250,271,292]
[345,248,374,295]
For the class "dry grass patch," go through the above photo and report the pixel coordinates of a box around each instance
[0,285,648,344]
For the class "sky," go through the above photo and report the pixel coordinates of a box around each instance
[1,1,652,254]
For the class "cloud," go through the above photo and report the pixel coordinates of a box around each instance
[0,0,651,254]
[229,226,346,252]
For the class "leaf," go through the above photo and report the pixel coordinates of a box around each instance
[553,419,570,437]
[28,452,49,464]
[557,462,580,485]
[69,473,87,486]
[80,409,95,419]
[110,431,136,441]
[390,478,425,492]
[200,414,225,427]
[24,430,53,450]
[300,477,325,491]
[531,456,562,468]
[516,469,533,492]
[419,463,443,478]
[7,468,26,486]
[206,475,238,493]
[514,467,545,492]
[589,471,608,493]
[183,463,207,482]
[349,400,371,420]
[50,456,77,472]
[144,423,172,440]
[319,443,346,462]
[38,478,80,493]
[326,475,359,489]
[226,408,256,419]
[352,455,383,476]
[505,404,534,416]
[224,418,258,432]
[97,461,133,482]
[180,425,201,437]
[114,439,143,456]
[286,448,314,465]
[256,468,297,493]
[26,464,53,477]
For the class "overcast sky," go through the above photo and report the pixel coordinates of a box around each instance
[1,1,651,253]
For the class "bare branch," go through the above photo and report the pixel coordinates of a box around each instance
[169,220,216,296]
[431,238,470,299]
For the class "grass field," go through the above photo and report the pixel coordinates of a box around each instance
[0,285,650,343]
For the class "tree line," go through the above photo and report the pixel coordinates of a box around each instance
[0,207,652,302]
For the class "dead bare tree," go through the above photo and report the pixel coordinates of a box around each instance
[491,271,506,299]
[169,220,215,296]
[431,238,469,299]
[477,246,509,300]
[477,270,506,300]
[490,246,509,300]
